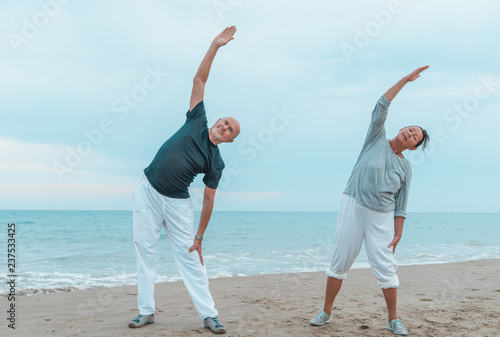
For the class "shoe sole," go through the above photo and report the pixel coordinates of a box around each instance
[205,326,226,334]
[128,321,154,328]
[388,327,408,335]
[310,319,333,326]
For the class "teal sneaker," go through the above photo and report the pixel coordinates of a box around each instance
[310,310,332,326]
[128,313,155,328]
[388,318,408,336]
[203,316,226,334]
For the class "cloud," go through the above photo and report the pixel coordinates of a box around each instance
[0,0,499,211]
[0,137,140,184]
[0,137,70,173]
[187,187,300,211]
[0,182,132,197]
[189,188,295,200]
[0,137,138,210]
[217,190,294,200]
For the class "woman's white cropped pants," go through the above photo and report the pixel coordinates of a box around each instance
[327,194,400,289]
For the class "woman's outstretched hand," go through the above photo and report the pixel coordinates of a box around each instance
[384,65,429,102]
[404,65,429,82]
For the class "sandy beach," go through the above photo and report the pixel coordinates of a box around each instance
[2,259,499,337]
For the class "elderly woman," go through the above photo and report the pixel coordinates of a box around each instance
[310,66,430,336]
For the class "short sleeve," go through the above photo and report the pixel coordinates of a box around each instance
[186,101,206,122]
[203,167,224,189]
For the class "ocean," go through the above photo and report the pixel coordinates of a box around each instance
[0,210,499,295]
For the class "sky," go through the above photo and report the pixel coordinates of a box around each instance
[1,0,499,212]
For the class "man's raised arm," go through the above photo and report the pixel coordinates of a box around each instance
[384,65,429,103]
[189,26,237,111]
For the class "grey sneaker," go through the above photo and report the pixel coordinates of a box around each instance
[388,318,408,336]
[203,316,226,334]
[310,310,332,326]
[128,314,155,328]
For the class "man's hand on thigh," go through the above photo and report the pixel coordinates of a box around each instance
[188,239,204,266]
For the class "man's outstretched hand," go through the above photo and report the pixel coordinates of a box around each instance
[212,26,237,47]
[404,65,429,82]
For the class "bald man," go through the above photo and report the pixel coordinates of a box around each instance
[129,26,240,334]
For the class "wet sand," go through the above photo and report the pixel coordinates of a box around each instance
[1,259,499,336]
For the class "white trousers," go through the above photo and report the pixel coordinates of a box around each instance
[132,174,218,319]
[326,194,400,289]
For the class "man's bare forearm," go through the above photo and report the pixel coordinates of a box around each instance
[189,26,236,110]
[196,193,215,238]
[193,43,220,85]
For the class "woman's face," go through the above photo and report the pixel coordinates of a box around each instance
[397,126,424,150]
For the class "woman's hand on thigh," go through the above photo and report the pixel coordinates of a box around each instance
[388,235,402,254]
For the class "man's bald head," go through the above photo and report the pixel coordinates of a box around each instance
[209,117,240,145]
